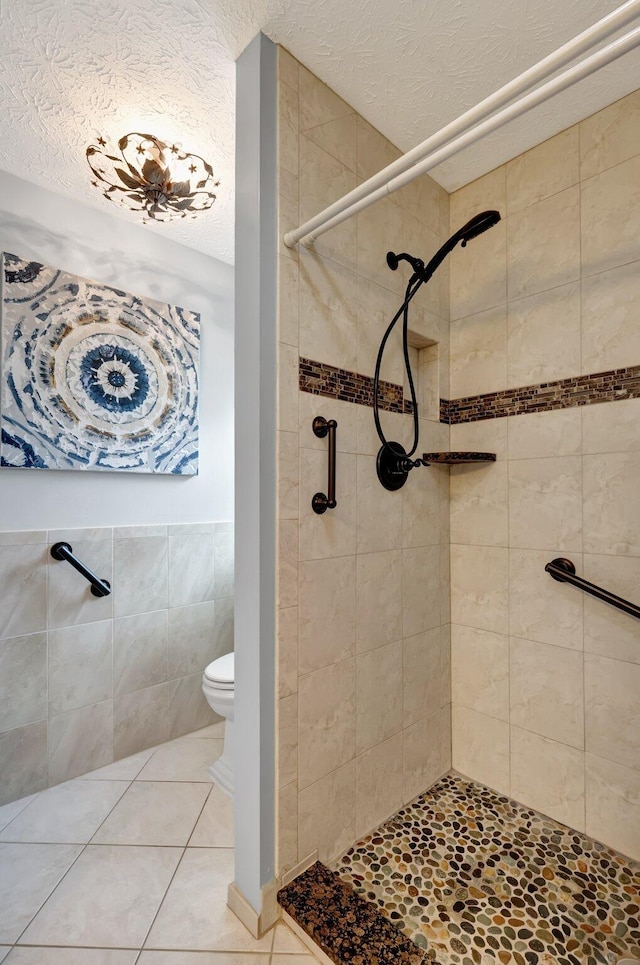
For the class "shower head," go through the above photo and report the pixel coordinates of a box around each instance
[418,208,501,283]
[458,210,501,247]
[386,210,501,286]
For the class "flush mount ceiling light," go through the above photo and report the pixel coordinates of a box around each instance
[86,132,219,222]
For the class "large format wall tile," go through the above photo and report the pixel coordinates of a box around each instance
[356,733,403,839]
[507,282,581,385]
[452,705,509,794]
[114,610,168,696]
[0,632,47,731]
[167,601,216,678]
[581,260,640,372]
[450,545,508,634]
[0,522,224,806]
[356,549,402,653]
[507,186,580,301]
[168,534,215,608]
[508,408,582,462]
[451,625,509,721]
[356,640,402,754]
[297,760,356,863]
[509,637,584,749]
[402,545,441,637]
[0,721,48,806]
[579,89,640,180]
[0,544,47,640]
[298,249,358,371]
[508,456,582,552]
[510,727,585,831]
[113,683,170,759]
[165,673,214,739]
[299,448,356,560]
[581,155,640,277]
[506,127,579,214]
[298,657,356,789]
[583,554,640,665]
[583,452,640,556]
[298,555,355,674]
[582,399,640,456]
[450,217,506,320]
[113,538,168,618]
[299,135,356,268]
[509,548,583,651]
[450,461,508,548]
[48,700,113,784]
[450,306,507,397]
[586,753,640,861]
[403,626,448,728]
[403,707,448,802]
[48,621,113,715]
[585,653,640,771]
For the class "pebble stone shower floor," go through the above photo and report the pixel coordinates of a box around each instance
[335,773,640,965]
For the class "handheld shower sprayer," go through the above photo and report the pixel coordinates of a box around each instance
[374,210,501,491]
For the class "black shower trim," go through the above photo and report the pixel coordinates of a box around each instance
[299,357,640,423]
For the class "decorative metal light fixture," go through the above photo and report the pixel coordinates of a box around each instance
[86,132,219,222]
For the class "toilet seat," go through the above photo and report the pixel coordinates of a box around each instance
[204,652,234,687]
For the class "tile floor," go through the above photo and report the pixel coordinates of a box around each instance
[336,773,640,965]
[0,725,317,964]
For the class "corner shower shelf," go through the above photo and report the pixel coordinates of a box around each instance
[422,451,496,464]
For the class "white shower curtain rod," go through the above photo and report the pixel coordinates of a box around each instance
[284,0,640,249]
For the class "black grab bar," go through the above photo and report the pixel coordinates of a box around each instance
[51,542,112,597]
[311,416,337,515]
[545,557,640,620]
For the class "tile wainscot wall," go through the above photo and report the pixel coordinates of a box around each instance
[0,521,234,804]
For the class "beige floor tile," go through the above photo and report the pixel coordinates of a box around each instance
[145,849,272,952]
[0,842,82,943]
[82,748,155,781]
[137,739,221,783]
[271,957,317,963]
[92,782,210,846]
[21,845,182,948]
[0,780,128,843]
[271,923,311,954]
[0,949,9,963]
[5,950,137,964]
[138,954,270,964]
[188,786,233,847]
[0,794,38,832]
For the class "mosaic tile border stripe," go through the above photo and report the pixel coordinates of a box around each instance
[299,357,413,414]
[278,861,429,964]
[443,364,640,424]
[299,357,640,424]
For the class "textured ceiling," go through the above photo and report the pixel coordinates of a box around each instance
[1,0,638,264]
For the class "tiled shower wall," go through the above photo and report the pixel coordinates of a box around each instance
[0,521,234,805]
[275,49,452,875]
[448,89,640,860]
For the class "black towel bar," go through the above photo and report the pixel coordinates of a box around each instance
[51,542,111,597]
[545,557,640,620]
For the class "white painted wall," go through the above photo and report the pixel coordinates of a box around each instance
[0,170,234,529]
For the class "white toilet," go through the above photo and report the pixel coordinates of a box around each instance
[202,652,235,798]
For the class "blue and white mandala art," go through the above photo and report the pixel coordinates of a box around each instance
[0,252,199,474]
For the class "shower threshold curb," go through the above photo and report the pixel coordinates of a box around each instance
[277,860,432,964]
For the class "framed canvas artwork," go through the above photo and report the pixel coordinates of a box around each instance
[0,252,199,474]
